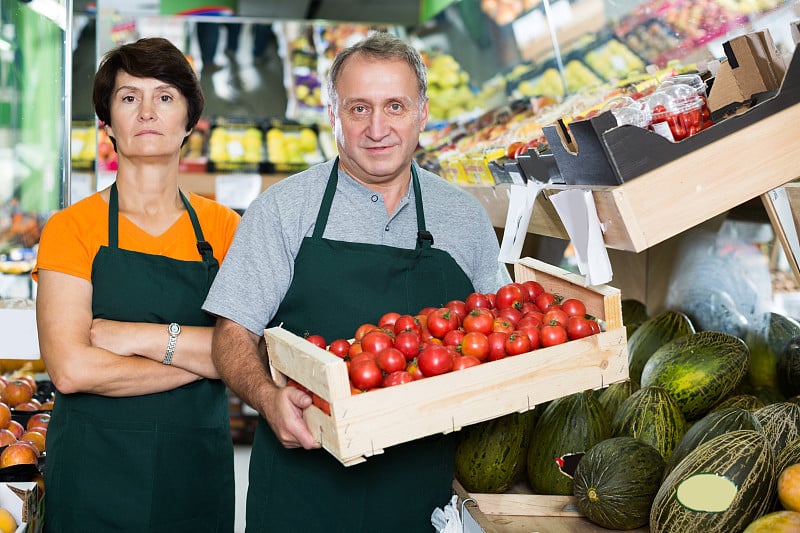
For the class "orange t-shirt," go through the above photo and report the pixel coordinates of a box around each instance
[33,192,241,283]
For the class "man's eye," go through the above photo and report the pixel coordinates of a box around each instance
[354,105,367,113]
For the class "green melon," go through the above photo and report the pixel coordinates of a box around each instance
[597,380,639,421]
[664,407,762,477]
[650,430,775,533]
[777,438,800,476]
[778,335,800,397]
[454,410,534,493]
[612,386,688,462]
[526,391,611,495]
[573,437,665,530]
[622,299,649,339]
[753,402,800,457]
[711,394,764,413]
[746,312,800,390]
[627,310,695,386]
[641,331,749,420]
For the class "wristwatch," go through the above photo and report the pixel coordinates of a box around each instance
[163,322,181,365]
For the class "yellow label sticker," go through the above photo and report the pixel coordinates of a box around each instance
[676,472,738,512]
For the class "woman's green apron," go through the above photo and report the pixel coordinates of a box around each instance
[248,161,475,532]
[44,184,234,533]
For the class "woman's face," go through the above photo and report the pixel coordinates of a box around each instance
[104,71,190,160]
[328,55,428,188]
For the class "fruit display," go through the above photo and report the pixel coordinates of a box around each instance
[582,38,646,81]
[620,19,687,66]
[207,122,265,169]
[424,52,478,122]
[265,124,326,170]
[70,121,96,170]
[480,0,541,26]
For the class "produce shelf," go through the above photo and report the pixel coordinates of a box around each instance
[463,46,800,253]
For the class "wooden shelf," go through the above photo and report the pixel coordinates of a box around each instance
[463,99,800,253]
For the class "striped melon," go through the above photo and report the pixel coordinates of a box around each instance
[754,402,800,457]
[778,334,800,397]
[711,394,764,413]
[454,411,534,493]
[650,430,775,533]
[641,331,749,420]
[622,299,649,339]
[597,380,639,421]
[573,437,665,530]
[612,386,688,462]
[746,312,800,390]
[664,407,762,477]
[627,310,694,385]
[777,439,800,475]
[526,391,611,495]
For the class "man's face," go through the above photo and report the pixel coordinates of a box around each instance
[328,55,428,188]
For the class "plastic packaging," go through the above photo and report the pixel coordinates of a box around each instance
[646,83,705,141]
[603,96,651,128]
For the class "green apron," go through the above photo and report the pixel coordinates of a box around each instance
[44,183,235,533]
[247,161,475,532]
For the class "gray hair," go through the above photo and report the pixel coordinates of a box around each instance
[326,31,427,110]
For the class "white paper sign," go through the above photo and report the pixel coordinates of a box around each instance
[498,181,544,264]
[215,174,263,211]
[550,189,613,285]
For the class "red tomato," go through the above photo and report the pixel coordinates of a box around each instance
[566,316,595,340]
[394,314,422,335]
[305,334,327,349]
[589,319,602,335]
[465,292,491,312]
[543,308,569,327]
[487,331,509,361]
[561,298,587,318]
[443,328,466,347]
[378,312,401,330]
[492,318,515,335]
[462,309,494,335]
[286,378,309,394]
[505,332,532,356]
[519,301,539,315]
[382,370,414,387]
[535,292,559,312]
[354,323,377,341]
[495,284,525,310]
[328,338,351,359]
[311,393,331,415]
[417,344,454,377]
[405,359,425,380]
[426,307,460,339]
[349,359,382,390]
[521,280,545,302]
[394,330,422,361]
[360,330,394,354]
[517,313,543,330]
[376,347,407,374]
[349,351,376,367]
[541,324,568,347]
[418,307,438,318]
[485,293,496,308]
[460,331,490,361]
[453,355,482,371]
[348,341,363,359]
[518,325,541,350]
[496,307,522,327]
[446,300,467,324]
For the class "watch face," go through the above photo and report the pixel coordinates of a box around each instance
[168,323,181,336]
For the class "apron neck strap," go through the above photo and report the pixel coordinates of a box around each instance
[313,158,432,249]
[107,183,215,261]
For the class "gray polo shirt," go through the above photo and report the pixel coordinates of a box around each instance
[203,159,511,335]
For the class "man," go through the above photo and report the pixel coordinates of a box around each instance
[204,31,510,532]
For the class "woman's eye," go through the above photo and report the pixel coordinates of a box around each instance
[122,95,135,103]
[159,94,173,103]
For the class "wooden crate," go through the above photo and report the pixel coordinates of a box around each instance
[454,480,649,532]
[264,257,628,466]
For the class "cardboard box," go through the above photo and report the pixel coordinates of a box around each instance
[0,306,39,360]
[0,482,40,533]
[264,257,628,466]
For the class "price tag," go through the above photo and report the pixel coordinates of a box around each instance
[498,181,543,264]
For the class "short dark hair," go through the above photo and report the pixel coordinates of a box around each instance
[92,37,204,131]
[326,31,427,110]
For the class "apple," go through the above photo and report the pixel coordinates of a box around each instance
[0,403,10,429]
[39,400,54,411]
[13,402,38,412]
[0,441,39,468]
[18,431,45,454]
[26,413,50,434]
[14,375,36,395]
[2,381,32,408]
[6,421,23,440]
[0,429,16,447]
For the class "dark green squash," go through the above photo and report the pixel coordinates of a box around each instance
[526,391,611,495]
[573,437,665,530]
[454,411,534,493]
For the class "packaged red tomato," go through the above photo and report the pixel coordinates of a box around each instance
[646,84,705,142]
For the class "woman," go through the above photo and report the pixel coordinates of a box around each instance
[34,37,240,532]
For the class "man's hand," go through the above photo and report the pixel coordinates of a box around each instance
[263,384,320,450]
